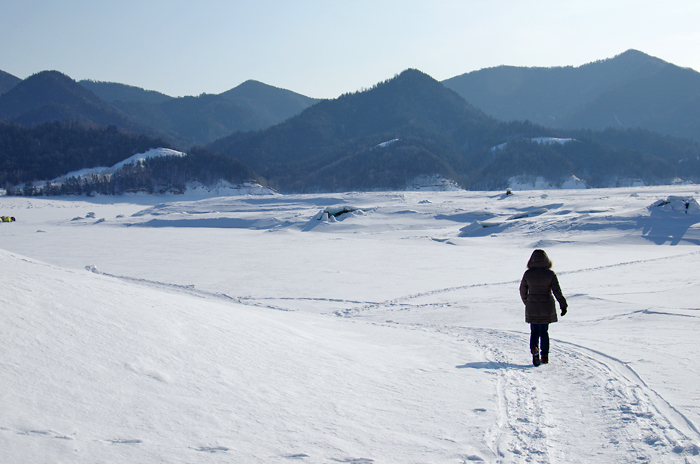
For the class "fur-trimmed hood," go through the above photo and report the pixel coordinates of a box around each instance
[527,249,552,269]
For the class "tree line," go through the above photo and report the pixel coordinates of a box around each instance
[0,121,166,190]
[1,121,260,196]
[9,148,259,196]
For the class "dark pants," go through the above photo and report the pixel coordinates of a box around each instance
[530,323,550,355]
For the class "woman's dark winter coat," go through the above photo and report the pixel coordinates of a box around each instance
[520,250,567,324]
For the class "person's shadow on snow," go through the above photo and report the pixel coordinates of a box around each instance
[456,361,534,370]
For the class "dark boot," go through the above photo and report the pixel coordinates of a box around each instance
[532,347,541,366]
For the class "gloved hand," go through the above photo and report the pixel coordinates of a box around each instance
[561,307,567,316]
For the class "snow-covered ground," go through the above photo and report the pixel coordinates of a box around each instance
[1,186,700,463]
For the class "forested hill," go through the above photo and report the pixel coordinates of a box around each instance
[0,71,319,149]
[0,70,20,95]
[79,79,319,147]
[209,69,700,192]
[0,121,260,196]
[0,121,166,188]
[4,58,700,194]
[0,71,160,138]
[208,69,500,191]
[219,80,320,126]
[78,80,173,104]
[443,50,700,143]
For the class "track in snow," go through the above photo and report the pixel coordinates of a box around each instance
[369,321,700,463]
[334,250,700,319]
[104,270,700,463]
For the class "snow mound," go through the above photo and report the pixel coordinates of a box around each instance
[650,196,700,215]
[458,207,550,236]
[85,264,102,274]
[302,206,366,231]
[459,220,504,236]
[314,206,364,222]
[507,208,548,220]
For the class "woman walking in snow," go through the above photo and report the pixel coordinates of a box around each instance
[519,249,568,366]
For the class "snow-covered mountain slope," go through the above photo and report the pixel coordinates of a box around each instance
[55,147,187,180]
[42,147,274,196]
[1,185,700,463]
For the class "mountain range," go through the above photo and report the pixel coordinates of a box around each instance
[209,69,700,191]
[0,71,159,137]
[81,78,319,147]
[209,69,494,191]
[2,49,700,193]
[0,71,318,148]
[443,49,700,143]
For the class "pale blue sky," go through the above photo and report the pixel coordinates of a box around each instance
[2,0,699,99]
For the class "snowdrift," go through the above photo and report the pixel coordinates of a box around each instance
[0,249,495,463]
